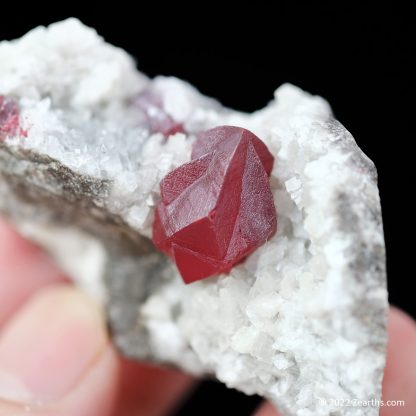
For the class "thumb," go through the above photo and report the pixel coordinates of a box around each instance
[0,286,119,416]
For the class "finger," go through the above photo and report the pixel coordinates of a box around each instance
[382,306,416,415]
[253,402,282,416]
[0,219,67,327]
[115,358,195,415]
[0,286,119,416]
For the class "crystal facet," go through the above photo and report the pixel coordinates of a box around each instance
[0,96,20,142]
[153,126,277,283]
[135,90,184,138]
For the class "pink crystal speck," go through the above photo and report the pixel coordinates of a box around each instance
[0,96,21,142]
[135,90,184,138]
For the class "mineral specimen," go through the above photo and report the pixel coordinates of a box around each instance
[153,126,277,283]
[0,19,388,416]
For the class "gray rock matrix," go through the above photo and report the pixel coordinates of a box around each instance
[0,19,388,416]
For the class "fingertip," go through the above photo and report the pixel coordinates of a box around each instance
[0,286,119,416]
[381,306,416,415]
[0,219,67,327]
[389,306,416,333]
[0,219,40,257]
[56,345,120,416]
[0,347,120,416]
[254,402,282,416]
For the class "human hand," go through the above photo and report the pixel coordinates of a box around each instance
[0,220,414,415]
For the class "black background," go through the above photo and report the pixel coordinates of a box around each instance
[1,3,414,415]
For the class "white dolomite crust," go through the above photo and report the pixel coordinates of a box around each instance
[0,19,388,416]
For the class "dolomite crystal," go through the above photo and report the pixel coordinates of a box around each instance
[153,126,277,283]
[0,19,388,416]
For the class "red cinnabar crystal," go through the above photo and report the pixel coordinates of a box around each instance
[0,96,20,142]
[153,126,277,284]
[135,91,184,138]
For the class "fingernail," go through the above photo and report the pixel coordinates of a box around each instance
[0,286,107,404]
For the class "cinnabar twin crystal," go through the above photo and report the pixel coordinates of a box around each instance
[0,96,20,142]
[153,126,277,284]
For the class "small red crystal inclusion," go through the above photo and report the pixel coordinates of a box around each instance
[153,126,277,284]
[135,91,184,138]
[0,96,21,142]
